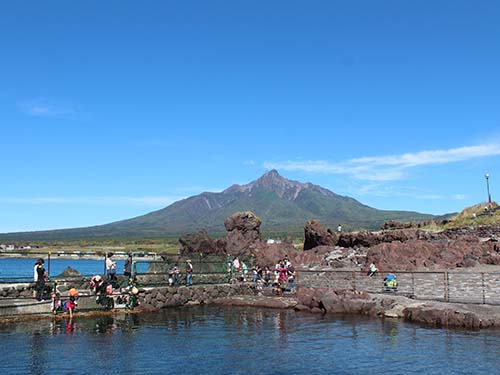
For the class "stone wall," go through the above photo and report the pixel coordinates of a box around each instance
[0,283,34,298]
[138,283,256,311]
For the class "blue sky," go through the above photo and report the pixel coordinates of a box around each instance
[1,1,500,233]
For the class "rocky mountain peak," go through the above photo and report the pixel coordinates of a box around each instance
[223,169,309,200]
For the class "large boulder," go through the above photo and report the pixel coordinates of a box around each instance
[57,266,82,278]
[303,220,338,250]
[224,211,262,234]
[179,230,225,256]
[224,211,263,257]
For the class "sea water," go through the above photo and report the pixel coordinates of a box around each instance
[0,306,499,375]
[0,258,150,281]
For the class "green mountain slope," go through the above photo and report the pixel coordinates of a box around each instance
[0,170,437,241]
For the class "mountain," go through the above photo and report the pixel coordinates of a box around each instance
[0,170,437,241]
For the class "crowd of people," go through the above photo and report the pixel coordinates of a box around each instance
[227,255,296,295]
[33,252,140,318]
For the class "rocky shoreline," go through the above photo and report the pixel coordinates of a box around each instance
[2,284,500,330]
[294,287,500,329]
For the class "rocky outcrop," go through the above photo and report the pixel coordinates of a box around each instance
[224,211,262,257]
[179,230,225,256]
[365,239,500,271]
[296,287,500,328]
[57,266,82,277]
[303,220,338,250]
[180,211,263,258]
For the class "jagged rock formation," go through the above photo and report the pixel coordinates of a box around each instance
[57,266,82,277]
[303,220,338,250]
[179,230,225,256]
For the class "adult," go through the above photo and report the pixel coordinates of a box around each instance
[123,253,133,286]
[34,258,46,301]
[173,264,180,285]
[367,263,378,277]
[185,260,193,286]
[106,253,117,282]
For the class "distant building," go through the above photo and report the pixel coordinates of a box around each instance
[266,239,281,244]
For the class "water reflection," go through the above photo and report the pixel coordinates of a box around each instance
[1,307,500,375]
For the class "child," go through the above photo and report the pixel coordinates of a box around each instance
[51,292,62,315]
[64,295,77,318]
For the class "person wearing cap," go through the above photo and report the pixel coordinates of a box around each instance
[64,289,78,318]
[185,260,193,286]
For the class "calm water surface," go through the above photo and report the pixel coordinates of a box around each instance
[0,258,149,280]
[0,306,499,374]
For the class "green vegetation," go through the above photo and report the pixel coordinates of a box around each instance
[426,202,500,230]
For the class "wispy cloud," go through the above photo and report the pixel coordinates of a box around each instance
[18,98,78,119]
[0,196,182,206]
[264,143,500,181]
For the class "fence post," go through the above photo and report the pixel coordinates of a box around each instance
[482,272,486,304]
[444,271,449,302]
[352,271,356,291]
[411,272,415,298]
[47,251,51,280]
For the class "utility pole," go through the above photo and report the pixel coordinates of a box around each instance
[485,173,492,207]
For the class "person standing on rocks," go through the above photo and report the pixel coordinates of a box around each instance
[185,260,193,286]
[106,253,117,283]
[34,258,46,301]
[123,253,133,286]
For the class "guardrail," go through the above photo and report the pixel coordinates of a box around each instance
[297,269,500,305]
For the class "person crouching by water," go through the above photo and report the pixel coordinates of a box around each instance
[64,288,78,318]
[367,263,378,277]
[34,258,46,301]
[185,260,193,286]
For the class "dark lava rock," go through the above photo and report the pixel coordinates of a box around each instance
[303,220,338,250]
[364,239,496,271]
[179,230,225,256]
[224,211,262,256]
[57,266,82,278]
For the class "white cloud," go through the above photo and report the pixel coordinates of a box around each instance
[18,98,77,119]
[264,143,500,181]
[0,196,182,206]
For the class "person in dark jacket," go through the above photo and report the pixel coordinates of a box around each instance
[34,258,46,301]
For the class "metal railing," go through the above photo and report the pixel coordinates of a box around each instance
[297,269,500,305]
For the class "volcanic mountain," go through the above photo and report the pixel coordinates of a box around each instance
[0,170,437,240]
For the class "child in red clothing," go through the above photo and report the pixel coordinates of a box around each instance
[64,288,78,317]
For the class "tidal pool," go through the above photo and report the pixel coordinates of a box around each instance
[1,306,499,374]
